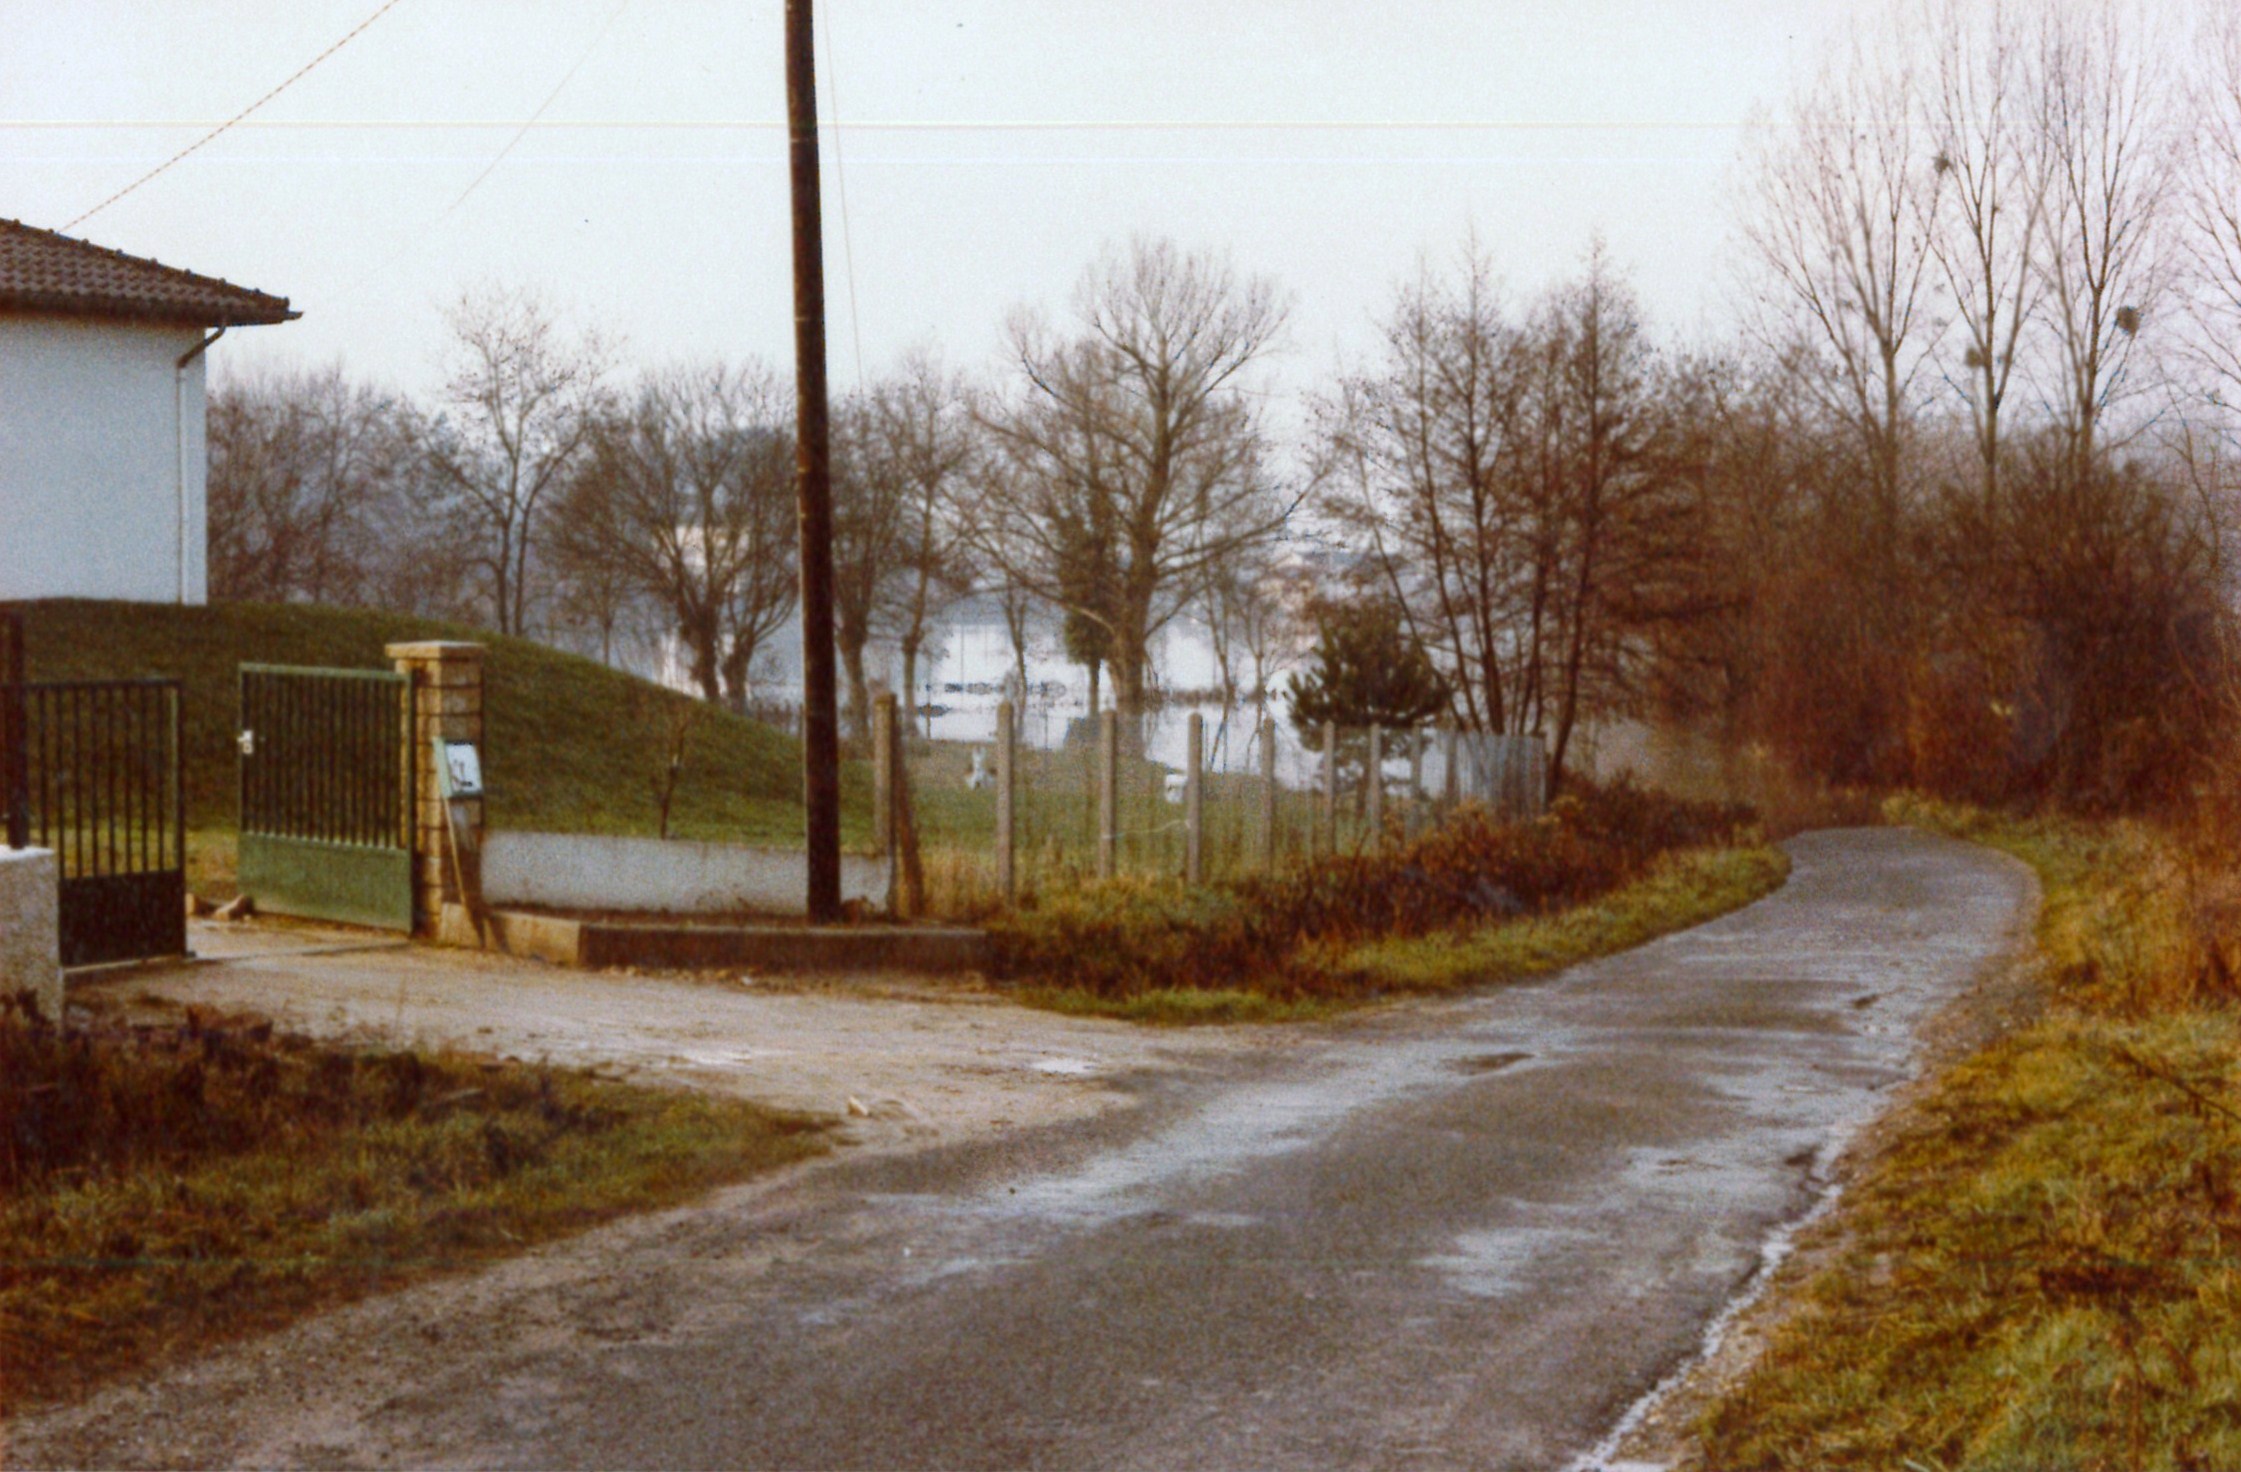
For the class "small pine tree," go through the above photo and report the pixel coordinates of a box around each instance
[1288,597,1451,736]
[1288,598,1451,805]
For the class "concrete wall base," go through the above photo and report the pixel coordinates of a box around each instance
[481,830,889,918]
[451,906,989,975]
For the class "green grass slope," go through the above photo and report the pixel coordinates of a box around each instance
[16,600,867,848]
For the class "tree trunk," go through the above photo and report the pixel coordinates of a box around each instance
[841,635,872,747]
[683,608,724,703]
[1002,590,1031,705]
[902,639,923,738]
[720,629,759,712]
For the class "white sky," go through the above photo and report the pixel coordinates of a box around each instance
[3,0,1858,398]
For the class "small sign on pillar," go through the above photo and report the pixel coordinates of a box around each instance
[433,737,488,943]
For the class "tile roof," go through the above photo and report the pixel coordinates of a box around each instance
[0,218,296,327]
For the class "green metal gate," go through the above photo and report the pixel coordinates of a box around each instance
[238,664,415,931]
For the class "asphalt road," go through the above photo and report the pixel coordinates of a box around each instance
[8,827,2033,1471]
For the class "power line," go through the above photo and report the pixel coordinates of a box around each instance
[63,0,412,231]
[22,118,1743,134]
[819,0,866,388]
[329,0,632,307]
[439,0,632,216]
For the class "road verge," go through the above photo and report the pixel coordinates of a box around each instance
[1634,799,2241,1469]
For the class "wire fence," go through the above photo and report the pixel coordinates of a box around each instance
[896,703,1548,917]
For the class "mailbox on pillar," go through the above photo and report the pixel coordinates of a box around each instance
[437,740,484,800]
[432,738,487,938]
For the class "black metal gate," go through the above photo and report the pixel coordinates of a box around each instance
[238,664,415,931]
[14,679,188,968]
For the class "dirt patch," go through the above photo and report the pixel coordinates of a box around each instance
[1596,842,2046,1470]
[83,921,1296,1156]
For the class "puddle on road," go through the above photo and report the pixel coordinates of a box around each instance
[1419,1225,1605,1299]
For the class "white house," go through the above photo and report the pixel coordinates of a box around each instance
[0,219,295,604]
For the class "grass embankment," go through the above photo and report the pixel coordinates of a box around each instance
[0,995,825,1412]
[990,783,1784,1023]
[1692,797,2241,1470]
[17,599,873,891]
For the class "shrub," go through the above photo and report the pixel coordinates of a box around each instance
[987,779,1755,1000]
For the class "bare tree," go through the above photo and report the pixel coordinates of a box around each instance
[975,237,1292,731]
[2180,3,2241,478]
[1738,19,1942,578]
[1207,542,1310,723]
[869,351,978,737]
[1322,240,1701,789]
[415,287,607,636]
[1532,245,1704,784]
[994,566,1038,709]
[207,365,408,606]
[1317,239,1526,735]
[554,361,797,705]
[1922,0,2048,507]
[829,391,907,741]
[2032,0,2177,478]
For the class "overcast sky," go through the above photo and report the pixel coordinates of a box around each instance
[4,1,1859,398]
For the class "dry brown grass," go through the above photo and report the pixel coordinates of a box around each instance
[1688,798,2241,1470]
[0,998,824,1412]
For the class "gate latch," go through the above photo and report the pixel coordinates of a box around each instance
[238,729,255,757]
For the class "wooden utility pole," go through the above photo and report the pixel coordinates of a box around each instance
[786,0,841,921]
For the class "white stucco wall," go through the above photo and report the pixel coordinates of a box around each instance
[0,313,208,604]
[483,830,891,917]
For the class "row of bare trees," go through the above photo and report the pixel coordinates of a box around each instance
[1698,0,2241,809]
[210,240,1302,744]
[1315,240,1716,791]
[210,0,2241,814]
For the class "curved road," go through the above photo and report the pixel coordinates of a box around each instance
[9,828,2033,1471]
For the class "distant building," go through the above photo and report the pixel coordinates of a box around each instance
[0,219,295,604]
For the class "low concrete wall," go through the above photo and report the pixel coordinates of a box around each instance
[465,908,990,973]
[481,830,889,918]
[0,848,62,1021]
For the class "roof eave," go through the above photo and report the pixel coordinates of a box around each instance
[0,292,298,328]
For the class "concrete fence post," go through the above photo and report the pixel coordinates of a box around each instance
[1321,720,1338,854]
[873,692,896,861]
[1097,709,1118,880]
[1366,723,1385,845]
[1259,714,1278,869]
[873,692,899,912]
[1406,730,1424,838]
[0,848,61,1023]
[996,699,1016,903]
[386,641,484,937]
[1184,711,1204,885]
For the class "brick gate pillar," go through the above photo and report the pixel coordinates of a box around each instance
[385,641,484,936]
